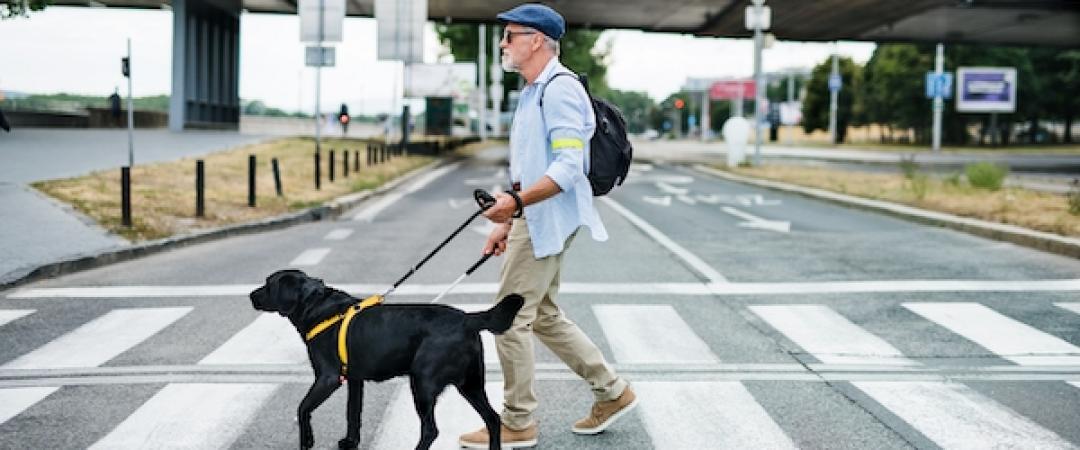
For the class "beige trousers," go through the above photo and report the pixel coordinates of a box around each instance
[494,218,627,430]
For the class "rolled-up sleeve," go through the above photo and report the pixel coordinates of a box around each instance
[541,78,591,191]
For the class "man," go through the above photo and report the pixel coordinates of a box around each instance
[459,4,637,449]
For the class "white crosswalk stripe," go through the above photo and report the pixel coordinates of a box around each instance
[324,228,354,240]
[2,307,192,369]
[904,302,1080,365]
[0,307,190,426]
[593,304,719,364]
[0,309,34,327]
[1056,302,1080,316]
[89,383,279,450]
[371,382,502,449]
[636,381,796,449]
[755,304,1073,449]
[88,312,305,448]
[853,381,1074,450]
[750,304,916,366]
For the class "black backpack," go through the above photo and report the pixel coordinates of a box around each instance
[540,72,632,196]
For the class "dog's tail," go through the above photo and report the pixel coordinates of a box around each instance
[464,294,524,334]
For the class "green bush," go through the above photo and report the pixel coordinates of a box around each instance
[965,162,1008,191]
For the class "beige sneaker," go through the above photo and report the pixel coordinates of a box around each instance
[458,422,538,449]
[571,385,638,435]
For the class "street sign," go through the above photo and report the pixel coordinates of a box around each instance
[828,74,842,92]
[924,72,954,99]
[956,67,1016,113]
[375,0,426,63]
[305,46,336,67]
[299,0,345,43]
[744,5,771,30]
[709,80,756,100]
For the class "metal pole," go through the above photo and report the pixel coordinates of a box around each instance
[478,24,488,141]
[752,1,765,165]
[932,43,944,152]
[829,42,839,145]
[787,72,794,146]
[701,90,709,142]
[127,38,134,167]
[314,0,324,156]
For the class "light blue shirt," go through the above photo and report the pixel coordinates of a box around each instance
[509,57,608,258]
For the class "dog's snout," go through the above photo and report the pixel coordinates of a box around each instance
[249,286,265,309]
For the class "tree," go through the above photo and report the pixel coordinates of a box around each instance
[802,56,861,143]
[603,89,655,133]
[434,24,612,111]
[2,0,50,18]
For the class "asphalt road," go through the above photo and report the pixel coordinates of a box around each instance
[2,147,1079,449]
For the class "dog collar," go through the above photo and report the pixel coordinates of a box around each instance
[304,294,383,342]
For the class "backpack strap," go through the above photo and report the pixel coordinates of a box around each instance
[539,72,581,108]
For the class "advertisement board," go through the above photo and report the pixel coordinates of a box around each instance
[956,67,1016,113]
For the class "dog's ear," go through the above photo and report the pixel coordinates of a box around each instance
[298,275,327,307]
[266,270,308,316]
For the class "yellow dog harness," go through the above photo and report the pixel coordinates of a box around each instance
[304,294,384,374]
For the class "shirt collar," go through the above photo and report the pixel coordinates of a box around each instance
[531,56,564,88]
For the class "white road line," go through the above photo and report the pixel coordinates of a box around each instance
[599,196,728,283]
[750,305,916,366]
[904,302,1080,365]
[199,314,308,365]
[454,304,499,365]
[853,381,1074,450]
[593,305,718,364]
[1056,302,1080,316]
[289,248,331,266]
[88,383,279,450]
[324,228,354,240]
[370,382,502,450]
[353,163,460,222]
[721,206,791,233]
[10,279,1080,299]
[2,307,192,370]
[0,309,34,327]
[636,381,795,449]
[0,387,59,425]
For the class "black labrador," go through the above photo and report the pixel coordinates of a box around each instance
[249,269,523,450]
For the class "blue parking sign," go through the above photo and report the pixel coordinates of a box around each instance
[828,74,842,92]
[925,72,954,99]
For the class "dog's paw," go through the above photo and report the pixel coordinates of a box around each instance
[337,438,359,449]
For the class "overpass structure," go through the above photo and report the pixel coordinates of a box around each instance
[48,0,1080,131]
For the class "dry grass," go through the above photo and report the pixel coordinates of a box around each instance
[725,164,1080,238]
[33,137,440,241]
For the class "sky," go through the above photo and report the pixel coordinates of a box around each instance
[0,7,875,115]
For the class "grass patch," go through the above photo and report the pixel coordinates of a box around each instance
[31,137,451,241]
[723,164,1080,238]
[965,162,1008,191]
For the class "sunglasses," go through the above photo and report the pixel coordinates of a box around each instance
[502,29,537,44]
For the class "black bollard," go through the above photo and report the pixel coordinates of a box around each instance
[195,160,204,217]
[329,149,336,182]
[272,158,283,197]
[122,166,132,227]
[314,152,321,190]
[367,145,373,166]
[343,150,349,178]
[248,155,256,207]
[354,150,359,172]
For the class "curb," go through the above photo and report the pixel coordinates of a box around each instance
[0,158,452,291]
[690,164,1080,260]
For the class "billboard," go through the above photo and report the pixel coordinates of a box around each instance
[375,0,426,63]
[956,67,1016,113]
[404,64,476,100]
[709,80,756,100]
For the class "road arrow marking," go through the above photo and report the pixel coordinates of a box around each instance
[677,195,697,205]
[696,194,722,204]
[656,181,689,195]
[721,207,791,233]
[643,196,672,206]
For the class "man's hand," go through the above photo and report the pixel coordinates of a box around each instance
[483,192,518,224]
[483,222,512,256]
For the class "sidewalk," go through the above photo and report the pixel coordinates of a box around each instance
[634,139,1080,193]
[0,128,271,283]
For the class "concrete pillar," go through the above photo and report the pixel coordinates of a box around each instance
[170,0,241,131]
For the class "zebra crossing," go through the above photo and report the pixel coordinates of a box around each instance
[1,299,1078,449]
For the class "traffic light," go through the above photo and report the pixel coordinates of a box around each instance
[674,98,685,110]
[122,57,130,78]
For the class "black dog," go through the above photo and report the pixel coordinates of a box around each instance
[249,269,523,450]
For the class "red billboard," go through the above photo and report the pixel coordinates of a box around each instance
[709,80,756,100]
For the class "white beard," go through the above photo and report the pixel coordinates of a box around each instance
[501,53,519,72]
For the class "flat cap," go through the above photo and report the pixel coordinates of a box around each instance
[497,3,566,40]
